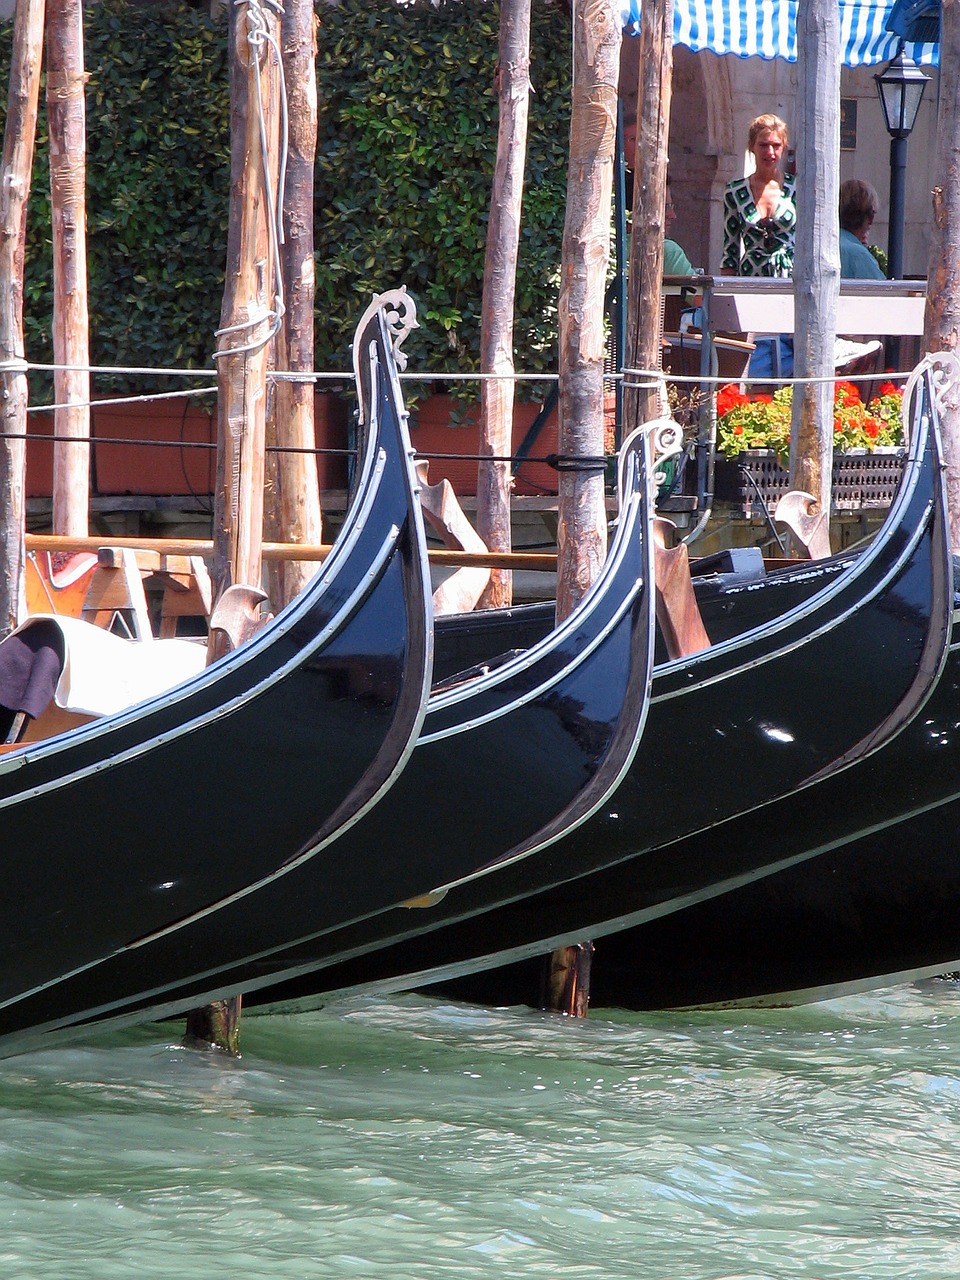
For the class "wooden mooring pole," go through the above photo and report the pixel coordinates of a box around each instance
[0,0,45,636]
[544,0,621,1018]
[184,0,282,1056]
[46,0,91,538]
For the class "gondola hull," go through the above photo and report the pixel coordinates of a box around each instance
[0,343,660,1058]
[512,617,960,1012]
[227,364,955,1016]
[0,306,433,1028]
[97,366,954,1029]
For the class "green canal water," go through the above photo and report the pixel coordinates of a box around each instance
[3,982,960,1279]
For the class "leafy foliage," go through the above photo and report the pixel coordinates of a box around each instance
[0,0,571,396]
[11,0,232,395]
[313,0,571,386]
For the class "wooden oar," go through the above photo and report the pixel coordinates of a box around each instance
[24,534,557,573]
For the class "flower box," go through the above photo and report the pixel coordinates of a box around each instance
[714,448,906,515]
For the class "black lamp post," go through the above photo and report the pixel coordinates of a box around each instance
[874,45,929,280]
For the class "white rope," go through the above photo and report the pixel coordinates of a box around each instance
[25,386,218,415]
[19,358,563,386]
[28,361,219,378]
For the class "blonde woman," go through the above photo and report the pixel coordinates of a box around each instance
[721,113,796,376]
[721,114,797,278]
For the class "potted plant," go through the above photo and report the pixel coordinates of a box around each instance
[714,379,905,512]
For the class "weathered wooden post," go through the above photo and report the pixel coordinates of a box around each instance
[0,0,45,636]
[265,0,322,607]
[185,0,283,1056]
[924,0,960,546]
[475,0,532,610]
[546,0,621,1017]
[789,0,841,523]
[208,0,280,609]
[623,0,673,434]
[46,0,90,538]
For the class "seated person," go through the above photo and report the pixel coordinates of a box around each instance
[663,175,702,326]
[839,179,885,280]
[664,176,695,276]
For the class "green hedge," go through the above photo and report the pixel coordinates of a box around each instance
[19,2,232,392]
[1,0,571,397]
[313,0,571,385]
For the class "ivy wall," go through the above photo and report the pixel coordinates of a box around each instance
[1,0,572,396]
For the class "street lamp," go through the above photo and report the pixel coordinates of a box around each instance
[874,45,929,280]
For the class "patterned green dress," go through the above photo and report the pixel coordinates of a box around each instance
[721,174,797,277]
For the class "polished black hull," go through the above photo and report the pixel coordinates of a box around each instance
[0,307,433,1035]
[495,622,960,1012]
[174,370,953,1023]
[0,419,657,1056]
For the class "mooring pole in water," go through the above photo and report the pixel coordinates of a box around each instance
[542,942,594,1018]
[543,0,622,1020]
[184,0,282,1056]
[182,998,242,1056]
[0,0,45,636]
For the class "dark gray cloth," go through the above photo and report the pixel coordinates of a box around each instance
[0,620,65,718]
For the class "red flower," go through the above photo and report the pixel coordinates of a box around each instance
[733,424,744,435]
[753,394,774,404]
[716,383,749,417]
[878,382,900,398]
[864,419,880,437]
[834,380,861,406]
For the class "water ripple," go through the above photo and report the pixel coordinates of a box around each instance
[2,983,960,1277]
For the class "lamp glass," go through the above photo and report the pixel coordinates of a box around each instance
[874,53,929,137]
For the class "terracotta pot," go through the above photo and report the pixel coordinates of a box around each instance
[25,392,350,499]
[409,394,560,497]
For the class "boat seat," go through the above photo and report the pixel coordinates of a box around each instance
[134,551,213,637]
[691,545,767,583]
[79,548,213,640]
[81,547,154,639]
[0,615,207,749]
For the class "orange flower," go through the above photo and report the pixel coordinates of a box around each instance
[878,382,900,398]
[834,381,861,406]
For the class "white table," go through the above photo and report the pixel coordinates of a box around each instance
[700,277,926,337]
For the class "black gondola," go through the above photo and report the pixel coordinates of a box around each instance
[0,318,661,1057]
[230,360,955,1017]
[89,360,955,1033]
[516,601,960,1013]
[0,302,433,1025]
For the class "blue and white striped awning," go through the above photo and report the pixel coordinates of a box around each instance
[621,0,939,66]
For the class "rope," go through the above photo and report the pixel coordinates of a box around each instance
[0,429,355,458]
[26,386,217,415]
